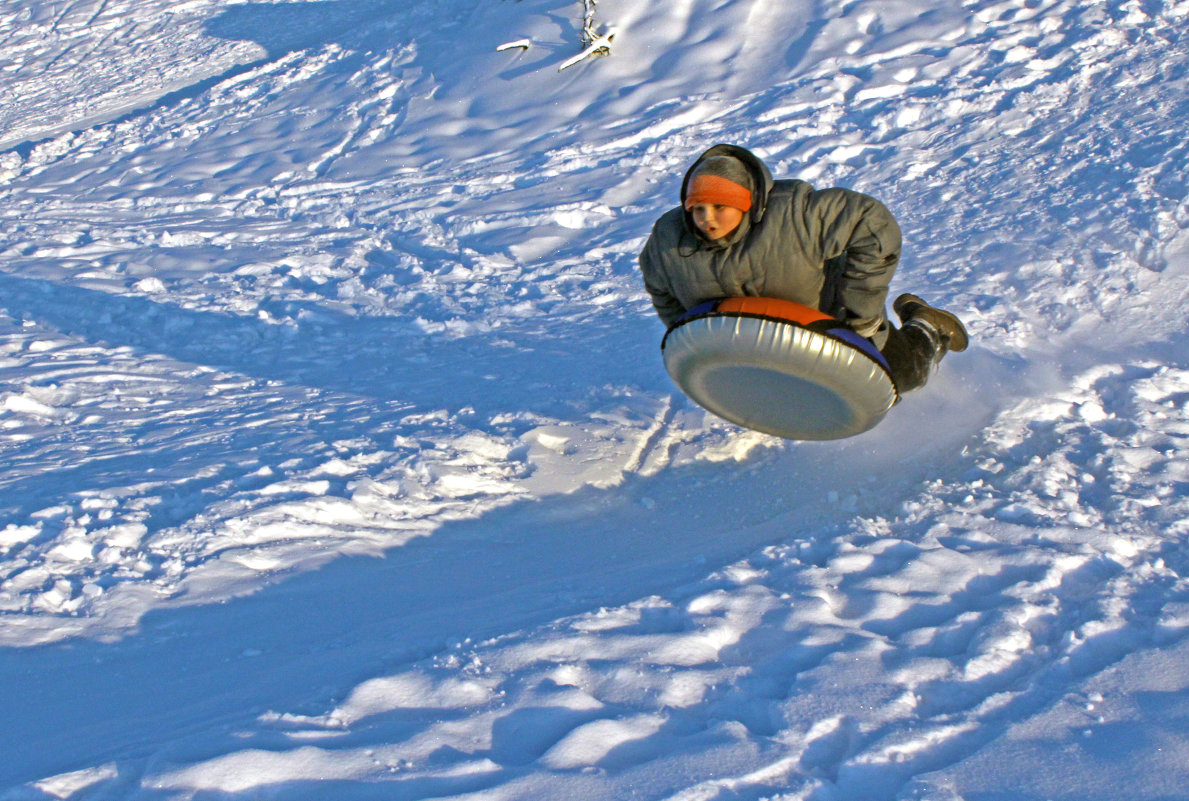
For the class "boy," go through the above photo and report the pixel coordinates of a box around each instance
[639,143,968,393]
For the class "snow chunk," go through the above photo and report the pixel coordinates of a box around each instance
[0,524,40,552]
[540,714,666,769]
[3,393,58,418]
[331,673,496,725]
[28,763,119,799]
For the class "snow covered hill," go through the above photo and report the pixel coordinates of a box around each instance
[2,0,1188,798]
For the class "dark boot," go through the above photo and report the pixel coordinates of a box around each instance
[892,294,969,353]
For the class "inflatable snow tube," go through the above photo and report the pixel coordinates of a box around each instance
[661,297,899,440]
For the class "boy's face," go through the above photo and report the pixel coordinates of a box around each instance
[689,203,744,241]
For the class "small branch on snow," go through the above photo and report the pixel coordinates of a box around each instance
[558,28,617,72]
[580,0,600,48]
[559,1,616,72]
[501,1,616,72]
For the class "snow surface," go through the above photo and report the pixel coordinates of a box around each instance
[2,0,1189,798]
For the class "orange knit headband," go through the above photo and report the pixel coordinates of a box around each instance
[685,174,753,212]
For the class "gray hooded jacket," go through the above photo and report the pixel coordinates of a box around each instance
[638,144,901,346]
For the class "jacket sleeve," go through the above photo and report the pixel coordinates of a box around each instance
[639,229,686,327]
[809,188,901,330]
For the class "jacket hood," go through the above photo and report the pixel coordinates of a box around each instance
[679,144,775,227]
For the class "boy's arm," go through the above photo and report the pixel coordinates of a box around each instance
[639,232,686,327]
[809,188,901,332]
